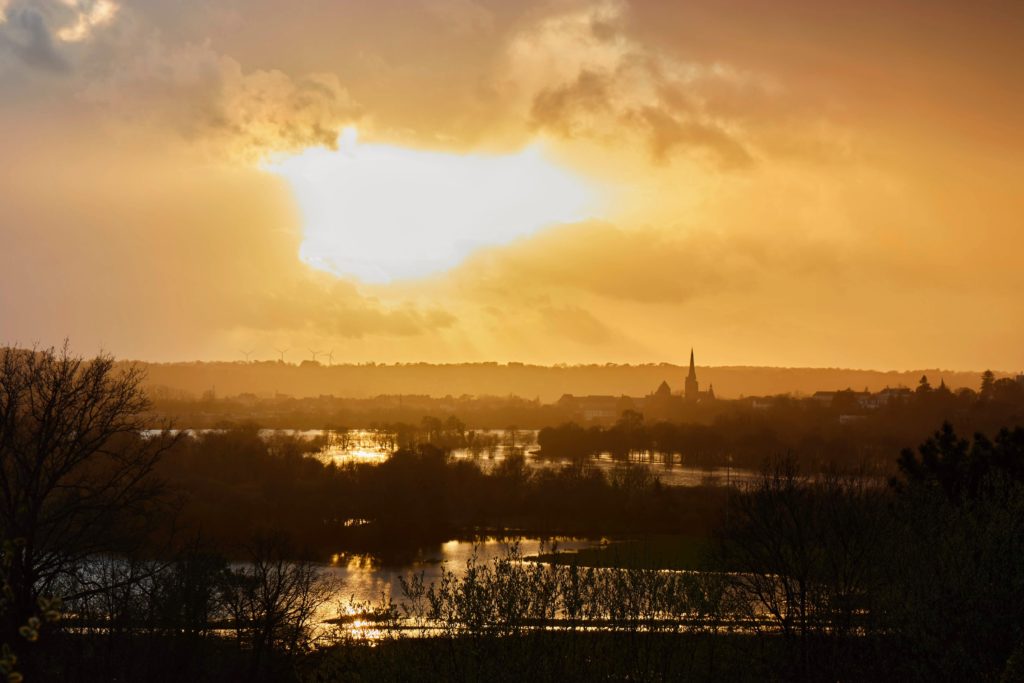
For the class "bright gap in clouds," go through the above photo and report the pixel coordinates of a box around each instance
[264,129,600,283]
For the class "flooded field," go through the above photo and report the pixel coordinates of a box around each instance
[315,537,602,633]
[143,427,762,487]
[308,428,762,488]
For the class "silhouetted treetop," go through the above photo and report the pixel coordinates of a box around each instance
[894,421,1024,502]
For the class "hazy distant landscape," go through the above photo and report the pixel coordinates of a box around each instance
[139,359,1004,402]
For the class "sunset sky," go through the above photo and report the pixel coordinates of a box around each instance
[1,0,1022,370]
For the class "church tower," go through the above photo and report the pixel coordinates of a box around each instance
[685,348,699,401]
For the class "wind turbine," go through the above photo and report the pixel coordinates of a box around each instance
[275,348,289,363]
[308,348,322,363]
[240,349,255,363]
[325,349,334,366]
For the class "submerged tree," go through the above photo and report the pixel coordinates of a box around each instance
[0,344,175,646]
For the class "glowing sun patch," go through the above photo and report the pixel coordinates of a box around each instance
[265,129,599,283]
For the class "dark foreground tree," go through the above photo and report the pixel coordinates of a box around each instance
[886,423,1024,682]
[0,344,175,661]
[218,535,337,680]
[717,459,891,681]
[717,427,1024,682]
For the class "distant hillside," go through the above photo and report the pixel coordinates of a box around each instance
[131,361,1010,403]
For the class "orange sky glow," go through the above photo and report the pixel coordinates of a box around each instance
[1,0,1022,370]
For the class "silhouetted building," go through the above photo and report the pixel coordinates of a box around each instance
[682,349,715,402]
[654,380,672,398]
[685,349,699,401]
[568,349,715,422]
[876,387,913,405]
[643,380,677,420]
[813,389,874,408]
[812,386,913,416]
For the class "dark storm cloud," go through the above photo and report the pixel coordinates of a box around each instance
[1,6,69,72]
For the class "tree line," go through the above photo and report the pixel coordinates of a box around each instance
[537,374,1024,474]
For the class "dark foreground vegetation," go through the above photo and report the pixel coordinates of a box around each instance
[2,346,1024,682]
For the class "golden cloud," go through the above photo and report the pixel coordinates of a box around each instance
[506,0,760,168]
[81,40,361,160]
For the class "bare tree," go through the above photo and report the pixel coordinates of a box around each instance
[217,535,337,677]
[718,458,890,680]
[0,344,175,637]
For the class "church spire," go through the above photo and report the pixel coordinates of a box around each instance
[685,348,699,400]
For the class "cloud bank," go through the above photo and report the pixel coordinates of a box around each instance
[0,0,1021,370]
